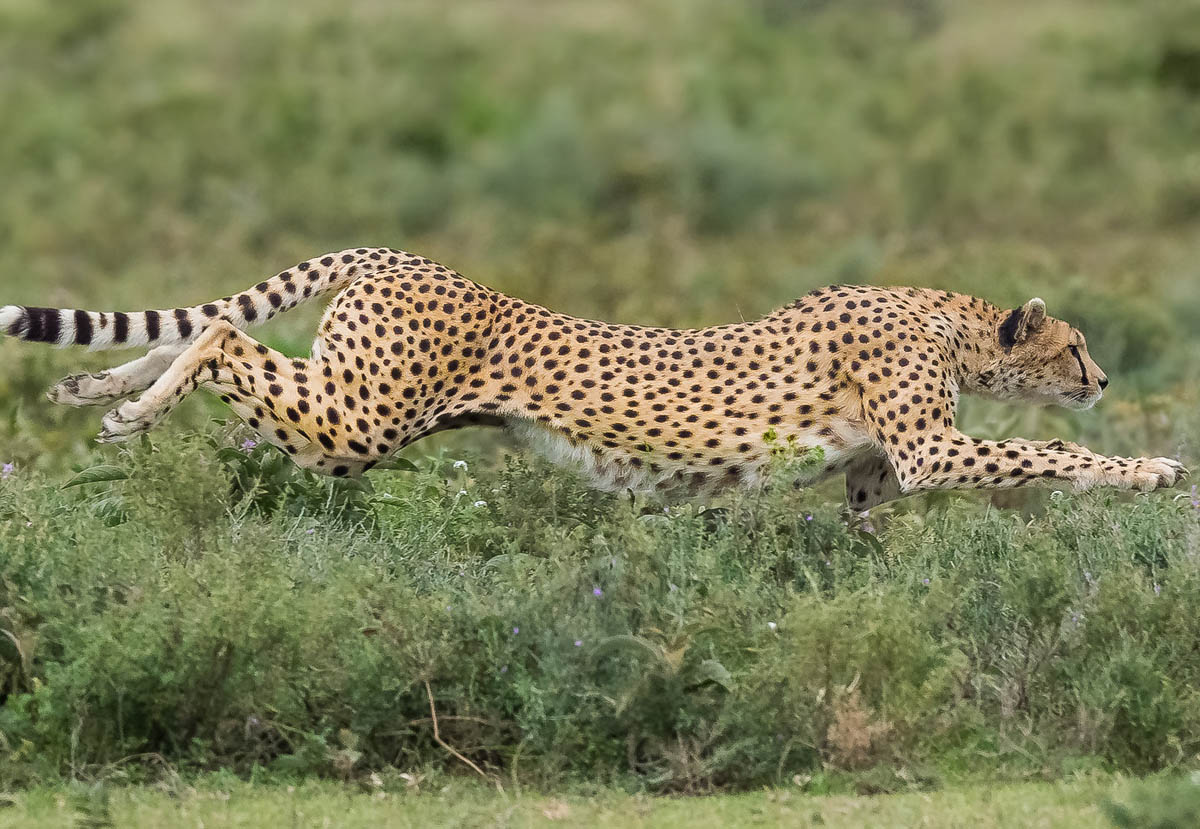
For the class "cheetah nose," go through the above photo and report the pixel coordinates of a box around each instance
[1098,376,1109,390]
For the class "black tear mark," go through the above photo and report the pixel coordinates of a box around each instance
[1069,345,1088,385]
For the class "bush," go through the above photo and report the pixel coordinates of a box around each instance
[1,433,1199,791]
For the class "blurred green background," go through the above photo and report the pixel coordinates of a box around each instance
[1,0,1198,474]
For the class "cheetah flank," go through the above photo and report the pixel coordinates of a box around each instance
[0,247,1187,508]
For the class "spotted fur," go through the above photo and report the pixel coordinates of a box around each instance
[5,248,1187,507]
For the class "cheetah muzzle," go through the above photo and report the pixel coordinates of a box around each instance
[1,248,1188,509]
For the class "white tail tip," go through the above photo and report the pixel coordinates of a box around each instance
[0,305,22,335]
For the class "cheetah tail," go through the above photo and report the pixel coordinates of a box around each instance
[0,248,377,351]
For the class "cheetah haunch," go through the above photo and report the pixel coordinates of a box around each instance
[1,248,1187,508]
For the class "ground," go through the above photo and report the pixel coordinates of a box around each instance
[0,778,1125,829]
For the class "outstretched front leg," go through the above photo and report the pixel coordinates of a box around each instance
[845,438,1105,510]
[861,395,1186,498]
[895,431,1185,495]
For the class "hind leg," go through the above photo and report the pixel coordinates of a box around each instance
[49,344,187,407]
[96,321,376,477]
[97,323,242,442]
[845,453,902,511]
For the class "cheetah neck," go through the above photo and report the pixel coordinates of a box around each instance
[933,294,1009,393]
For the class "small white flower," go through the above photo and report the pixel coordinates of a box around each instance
[473,500,488,508]
[457,489,468,497]
[767,621,777,631]
[453,460,468,471]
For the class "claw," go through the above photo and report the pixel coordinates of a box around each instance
[48,372,128,407]
[96,404,157,444]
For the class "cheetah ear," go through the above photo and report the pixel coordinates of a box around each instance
[998,297,1047,349]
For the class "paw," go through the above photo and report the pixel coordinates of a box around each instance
[1126,457,1189,492]
[96,401,159,443]
[48,372,130,407]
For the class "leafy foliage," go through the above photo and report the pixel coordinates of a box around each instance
[1,433,1199,792]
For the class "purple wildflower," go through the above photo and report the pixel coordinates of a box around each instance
[241,439,257,451]
[1,463,13,480]
[574,640,583,647]
[922,578,930,585]
[512,626,519,635]
[592,587,603,598]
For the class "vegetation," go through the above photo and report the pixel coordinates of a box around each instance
[1,438,1199,792]
[0,775,1144,828]
[1,0,1199,809]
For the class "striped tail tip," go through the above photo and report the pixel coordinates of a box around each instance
[0,305,25,338]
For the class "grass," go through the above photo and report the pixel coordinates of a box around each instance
[0,777,1130,828]
[2,438,1199,791]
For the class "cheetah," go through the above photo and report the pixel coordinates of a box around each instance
[0,247,1187,508]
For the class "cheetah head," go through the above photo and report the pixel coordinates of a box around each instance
[974,297,1109,410]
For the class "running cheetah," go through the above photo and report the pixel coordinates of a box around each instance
[0,247,1187,508]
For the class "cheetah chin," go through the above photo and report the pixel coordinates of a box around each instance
[4,248,1187,509]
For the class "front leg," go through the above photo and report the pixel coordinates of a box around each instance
[843,439,1119,509]
[887,430,1186,496]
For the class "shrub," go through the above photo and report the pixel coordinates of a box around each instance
[1,432,1199,792]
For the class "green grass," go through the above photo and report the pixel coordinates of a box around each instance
[2,438,1199,791]
[0,777,1129,828]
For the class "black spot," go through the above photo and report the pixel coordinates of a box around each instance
[238,294,258,322]
[174,309,193,339]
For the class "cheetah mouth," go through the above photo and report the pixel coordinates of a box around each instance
[1063,389,1101,410]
